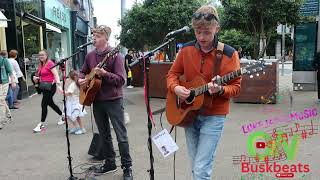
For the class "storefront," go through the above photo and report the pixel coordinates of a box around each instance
[45,0,71,70]
[71,12,89,70]
[0,10,8,50]
[0,0,46,97]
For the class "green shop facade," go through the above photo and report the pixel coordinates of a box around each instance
[0,0,88,97]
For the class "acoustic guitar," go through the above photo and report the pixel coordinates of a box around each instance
[166,61,266,127]
[79,45,121,106]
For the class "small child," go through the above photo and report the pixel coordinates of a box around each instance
[64,70,86,135]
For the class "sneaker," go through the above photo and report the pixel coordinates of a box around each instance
[127,85,134,89]
[94,162,117,175]
[57,115,65,125]
[33,123,44,133]
[68,127,79,134]
[74,128,86,135]
[123,167,133,180]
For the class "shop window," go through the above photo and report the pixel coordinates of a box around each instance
[16,0,41,17]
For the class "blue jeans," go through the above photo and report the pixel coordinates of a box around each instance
[6,84,20,108]
[185,115,225,180]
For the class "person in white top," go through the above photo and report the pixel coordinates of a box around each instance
[5,52,19,109]
[63,70,87,135]
[8,50,25,106]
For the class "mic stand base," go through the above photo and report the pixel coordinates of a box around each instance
[68,176,78,180]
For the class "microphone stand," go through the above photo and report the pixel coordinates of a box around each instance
[134,38,176,180]
[51,48,96,180]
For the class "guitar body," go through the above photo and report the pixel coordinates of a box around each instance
[166,76,207,127]
[79,45,121,106]
[79,71,102,106]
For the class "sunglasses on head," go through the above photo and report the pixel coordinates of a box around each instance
[192,13,218,22]
[92,25,109,34]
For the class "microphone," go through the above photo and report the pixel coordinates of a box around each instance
[165,26,191,38]
[77,41,94,49]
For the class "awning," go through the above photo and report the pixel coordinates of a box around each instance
[46,23,61,33]
[0,11,8,28]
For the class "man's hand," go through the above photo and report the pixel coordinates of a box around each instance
[78,78,88,86]
[208,75,223,94]
[174,85,190,101]
[95,67,107,77]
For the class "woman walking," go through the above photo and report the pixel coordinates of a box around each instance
[32,50,64,133]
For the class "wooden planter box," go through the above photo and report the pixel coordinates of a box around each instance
[233,61,279,104]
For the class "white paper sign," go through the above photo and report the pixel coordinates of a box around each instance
[152,129,179,158]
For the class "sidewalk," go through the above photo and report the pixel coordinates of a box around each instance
[0,75,319,179]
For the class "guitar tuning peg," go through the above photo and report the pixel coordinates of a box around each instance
[253,69,257,72]
[263,71,266,75]
[249,75,254,78]
[256,73,259,76]
[247,71,251,74]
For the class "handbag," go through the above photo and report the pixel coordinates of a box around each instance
[39,82,53,91]
[128,70,132,78]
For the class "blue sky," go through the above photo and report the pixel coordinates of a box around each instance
[92,0,143,46]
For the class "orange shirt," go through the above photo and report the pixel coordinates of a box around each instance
[167,40,241,115]
[156,52,165,61]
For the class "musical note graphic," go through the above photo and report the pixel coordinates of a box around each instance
[294,123,300,132]
[301,130,307,140]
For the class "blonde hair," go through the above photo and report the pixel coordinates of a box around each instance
[92,25,112,40]
[192,5,219,29]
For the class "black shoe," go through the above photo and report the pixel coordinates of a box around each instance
[94,163,117,175]
[123,167,133,180]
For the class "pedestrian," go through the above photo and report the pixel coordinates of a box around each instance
[32,49,64,133]
[167,5,241,180]
[64,70,87,135]
[124,49,134,88]
[8,50,25,102]
[0,50,16,129]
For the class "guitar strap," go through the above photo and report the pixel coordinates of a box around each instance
[200,41,224,111]
[213,42,224,77]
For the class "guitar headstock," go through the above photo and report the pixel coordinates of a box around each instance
[99,45,122,68]
[241,60,267,78]
[109,44,121,57]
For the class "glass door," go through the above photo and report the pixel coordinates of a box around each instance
[21,20,42,96]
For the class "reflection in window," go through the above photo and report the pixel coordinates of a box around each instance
[16,0,41,17]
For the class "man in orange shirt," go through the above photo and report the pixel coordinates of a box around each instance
[167,5,241,180]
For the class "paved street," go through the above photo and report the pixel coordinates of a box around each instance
[1,68,320,180]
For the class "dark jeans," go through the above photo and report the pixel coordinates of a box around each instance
[41,84,62,122]
[17,77,23,100]
[93,98,132,168]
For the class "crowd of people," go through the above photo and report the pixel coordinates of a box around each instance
[0,50,24,129]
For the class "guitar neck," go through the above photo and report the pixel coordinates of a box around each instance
[193,69,242,97]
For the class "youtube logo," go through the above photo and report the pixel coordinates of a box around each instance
[256,142,266,148]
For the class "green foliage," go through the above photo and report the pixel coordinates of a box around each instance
[221,0,303,58]
[219,29,254,53]
[118,0,204,50]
